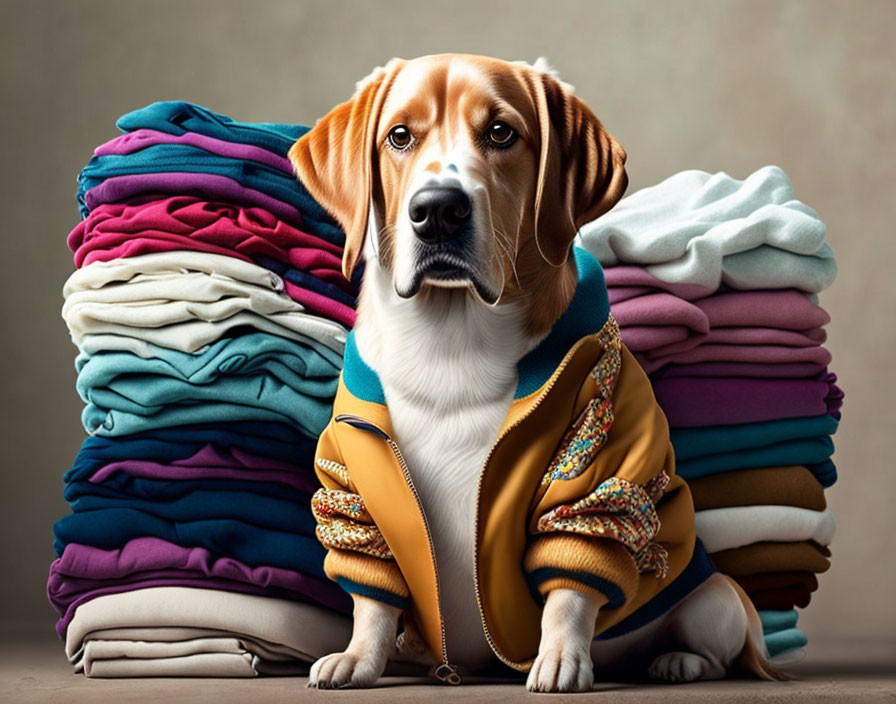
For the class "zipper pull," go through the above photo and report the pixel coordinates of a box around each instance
[430,662,462,685]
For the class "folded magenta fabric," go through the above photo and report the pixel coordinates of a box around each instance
[69,196,346,279]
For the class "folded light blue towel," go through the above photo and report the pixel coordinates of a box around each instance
[576,165,836,292]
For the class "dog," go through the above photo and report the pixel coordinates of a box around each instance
[288,53,782,692]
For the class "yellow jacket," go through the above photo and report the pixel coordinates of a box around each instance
[310,248,711,673]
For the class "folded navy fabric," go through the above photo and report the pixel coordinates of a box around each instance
[53,510,327,577]
[64,475,310,503]
[64,489,316,535]
[63,422,317,485]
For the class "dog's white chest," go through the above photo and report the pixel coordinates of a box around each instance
[355,291,532,668]
[388,388,511,667]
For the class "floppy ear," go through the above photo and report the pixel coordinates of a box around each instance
[530,70,628,266]
[288,60,404,279]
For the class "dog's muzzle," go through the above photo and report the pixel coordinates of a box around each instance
[409,186,471,244]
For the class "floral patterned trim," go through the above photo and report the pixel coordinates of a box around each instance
[541,314,622,486]
[311,488,394,560]
[535,472,671,578]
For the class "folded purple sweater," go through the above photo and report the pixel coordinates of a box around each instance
[49,538,351,637]
[651,372,843,427]
[89,444,319,494]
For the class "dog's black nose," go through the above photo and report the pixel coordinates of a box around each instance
[408,187,471,244]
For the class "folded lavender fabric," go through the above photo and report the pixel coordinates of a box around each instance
[641,343,833,375]
[610,285,830,362]
[651,373,842,427]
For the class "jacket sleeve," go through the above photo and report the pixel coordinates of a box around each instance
[312,418,411,609]
[523,323,677,611]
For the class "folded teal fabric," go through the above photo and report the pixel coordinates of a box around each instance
[116,101,306,156]
[76,333,339,438]
[53,510,326,577]
[675,436,835,480]
[758,609,799,634]
[764,628,809,657]
[758,609,807,656]
[670,414,839,462]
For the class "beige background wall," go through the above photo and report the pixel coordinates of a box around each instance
[1,0,893,646]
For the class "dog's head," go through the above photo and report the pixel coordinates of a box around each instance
[290,54,626,321]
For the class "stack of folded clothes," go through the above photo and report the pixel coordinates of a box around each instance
[577,165,841,665]
[49,102,355,677]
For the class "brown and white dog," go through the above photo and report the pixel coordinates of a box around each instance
[290,54,780,692]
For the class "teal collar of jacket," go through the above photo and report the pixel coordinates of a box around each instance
[342,246,610,404]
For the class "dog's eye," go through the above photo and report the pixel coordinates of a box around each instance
[388,125,413,150]
[487,121,516,147]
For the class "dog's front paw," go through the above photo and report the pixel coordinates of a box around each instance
[526,644,594,693]
[308,650,386,689]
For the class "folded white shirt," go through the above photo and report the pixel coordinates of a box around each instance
[62,252,347,354]
[576,165,836,292]
[65,587,352,678]
[695,505,837,553]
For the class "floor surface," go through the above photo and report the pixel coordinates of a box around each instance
[2,632,894,703]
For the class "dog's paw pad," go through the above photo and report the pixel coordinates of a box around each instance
[648,651,712,683]
[308,651,384,689]
[526,645,594,693]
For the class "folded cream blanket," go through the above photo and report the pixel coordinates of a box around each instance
[576,165,836,292]
[65,587,351,677]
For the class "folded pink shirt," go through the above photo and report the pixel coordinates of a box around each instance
[69,196,349,291]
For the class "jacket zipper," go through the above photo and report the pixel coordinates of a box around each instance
[471,350,579,671]
[334,413,461,685]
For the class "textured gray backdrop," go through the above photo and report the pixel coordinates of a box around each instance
[1,0,893,647]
